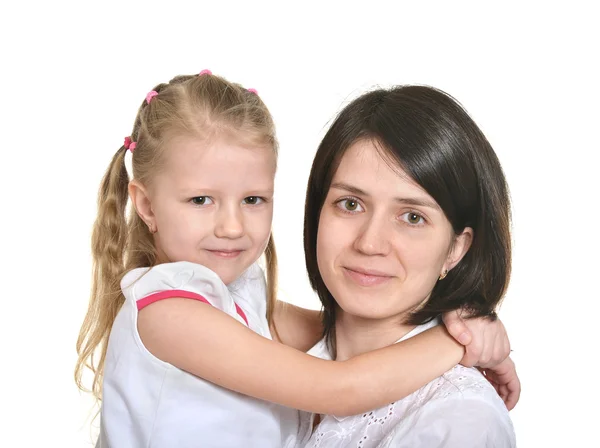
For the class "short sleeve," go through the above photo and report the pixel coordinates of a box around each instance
[382,396,516,448]
[121,261,247,326]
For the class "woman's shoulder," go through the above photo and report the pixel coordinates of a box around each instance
[383,365,515,447]
[420,364,512,419]
[432,364,500,398]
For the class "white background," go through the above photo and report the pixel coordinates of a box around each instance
[1,1,598,447]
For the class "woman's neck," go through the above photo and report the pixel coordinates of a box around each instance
[334,309,417,361]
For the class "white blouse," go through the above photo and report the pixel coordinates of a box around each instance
[303,319,516,448]
[97,261,307,448]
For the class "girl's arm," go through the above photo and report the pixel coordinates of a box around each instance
[274,301,514,369]
[275,302,521,410]
[275,302,513,369]
[138,298,463,417]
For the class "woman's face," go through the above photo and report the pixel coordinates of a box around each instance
[316,139,472,321]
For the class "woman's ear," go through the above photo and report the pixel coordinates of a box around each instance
[443,227,474,273]
[129,180,157,233]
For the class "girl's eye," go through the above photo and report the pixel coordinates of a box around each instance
[243,196,264,205]
[336,198,364,213]
[191,196,213,206]
[402,212,425,225]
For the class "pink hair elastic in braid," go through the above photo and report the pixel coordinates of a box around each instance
[146,90,158,104]
[124,136,137,152]
[199,69,212,75]
[247,88,258,94]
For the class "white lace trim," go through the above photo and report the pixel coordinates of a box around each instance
[305,365,501,448]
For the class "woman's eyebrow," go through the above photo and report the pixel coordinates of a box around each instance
[395,197,441,210]
[331,181,440,210]
[330,182,369,196]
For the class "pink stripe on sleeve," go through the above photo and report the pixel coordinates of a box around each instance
[136,289,249,327]
[234,303,249,327]
[137,289,210,310]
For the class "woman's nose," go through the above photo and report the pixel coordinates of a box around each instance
[352,214,391,256]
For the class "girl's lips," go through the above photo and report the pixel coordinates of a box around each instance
[342,267,394,287]
[207,250,243,258]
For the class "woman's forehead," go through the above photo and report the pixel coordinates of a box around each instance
[333,140,432,200]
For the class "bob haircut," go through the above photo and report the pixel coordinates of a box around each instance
[303,85,511,346]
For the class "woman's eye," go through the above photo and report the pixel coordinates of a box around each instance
[345,200,358,211]
[336,198,363,213]
[191,196,213,206]
[402,212,425,225]
[243,196,264,205]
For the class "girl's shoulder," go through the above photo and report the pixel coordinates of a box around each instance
[121,262,243,321]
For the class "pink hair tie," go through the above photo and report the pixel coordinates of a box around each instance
[247,88,258,94]
[199,69,212,75]
[146,90,158,104]
[124,136,137,152]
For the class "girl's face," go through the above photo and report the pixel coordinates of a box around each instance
[137,134,276,285]
[316,139,472,322]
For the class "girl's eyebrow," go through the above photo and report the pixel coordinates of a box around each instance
[180,188,275,196]
[330,182,441,210]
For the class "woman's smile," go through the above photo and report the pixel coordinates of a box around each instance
[342,266,395,287]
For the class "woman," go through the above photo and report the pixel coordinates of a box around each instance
[302,85,516,447]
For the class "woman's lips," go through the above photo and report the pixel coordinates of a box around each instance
[342,266,394,287]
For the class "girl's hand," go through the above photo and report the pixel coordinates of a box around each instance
[478,356,520,410]
[443,309,520,410]
[442,309,510,368]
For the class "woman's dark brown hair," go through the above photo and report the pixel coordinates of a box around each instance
[304,85,511,348]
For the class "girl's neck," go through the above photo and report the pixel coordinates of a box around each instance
[334,309,416,361]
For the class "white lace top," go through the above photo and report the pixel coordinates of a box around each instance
[303,319,516,448]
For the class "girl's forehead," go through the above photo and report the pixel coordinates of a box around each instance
[153,135,275,192]
[164,135,275,169]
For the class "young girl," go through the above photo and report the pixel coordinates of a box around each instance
[75,72,516,448]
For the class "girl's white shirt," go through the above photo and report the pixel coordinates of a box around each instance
[97,261,307,448]
[303,319,516,448]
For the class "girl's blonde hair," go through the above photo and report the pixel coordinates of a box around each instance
[75,73,279,401]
